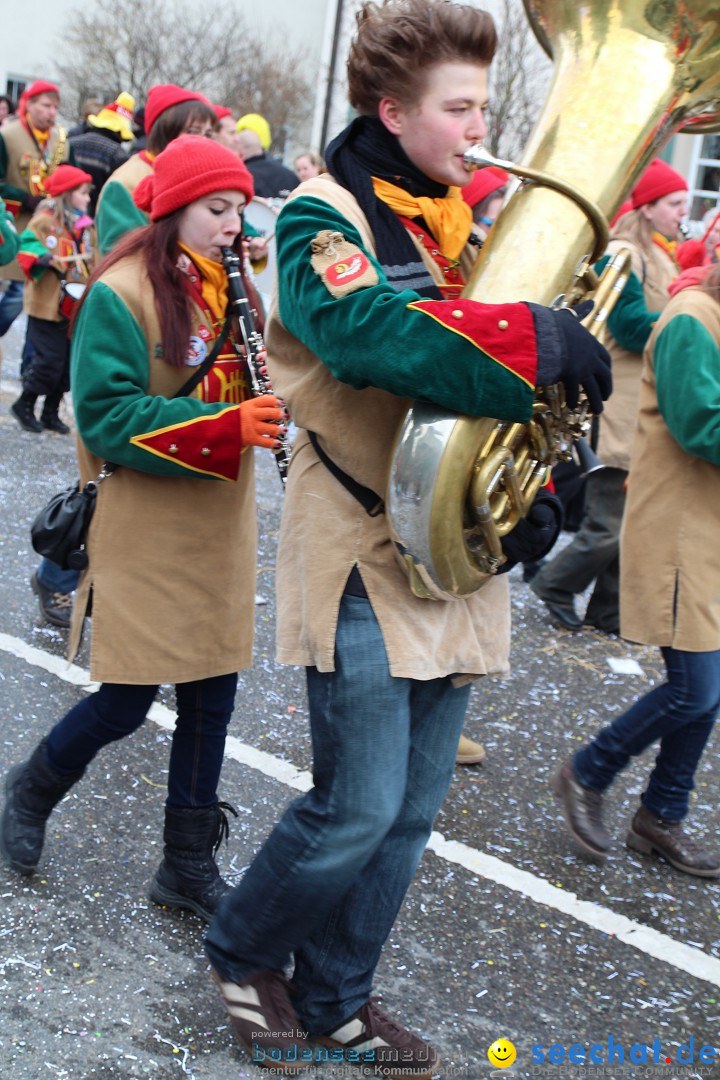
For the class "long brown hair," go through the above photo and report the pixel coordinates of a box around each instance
[71,214,244,368]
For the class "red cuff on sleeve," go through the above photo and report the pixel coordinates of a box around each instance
[408,298,537,387]
[130,406,244,480]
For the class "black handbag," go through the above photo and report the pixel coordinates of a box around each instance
[30,465,114,571]
[29,312,233,572]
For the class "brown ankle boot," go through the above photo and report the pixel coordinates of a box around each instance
[626,804,720,878]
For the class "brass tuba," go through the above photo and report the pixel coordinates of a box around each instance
[387,0,720,601]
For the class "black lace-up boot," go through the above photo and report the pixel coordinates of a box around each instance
[10,390,42,433]
[40,388,70,434]
[148,801,238,921]
[1,739,85,874]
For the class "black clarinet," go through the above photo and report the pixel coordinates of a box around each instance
[221,246,291,486]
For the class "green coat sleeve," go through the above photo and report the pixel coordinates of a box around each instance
[17,226,49,280]
[0,134,27,208]
[96,180,148,254]
[71,283,242,477]
[0,199,19,265]
[594,254,659,353]
[275,195,538,422]
[654,314,720,466]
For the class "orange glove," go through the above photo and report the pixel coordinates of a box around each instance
[238,395,286,449]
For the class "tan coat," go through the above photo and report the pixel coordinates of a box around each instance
[266,176,511,682]
[620,288,720,649]
[69,253,257,684]
[21,205,95,321]
[0,120,70,281]
[96,152,152,202]
[596,238,676,471]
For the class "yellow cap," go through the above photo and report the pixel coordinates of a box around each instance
[236,112,271,150]
[88,92,136,141]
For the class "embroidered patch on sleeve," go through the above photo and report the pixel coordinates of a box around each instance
[310,229,379,299]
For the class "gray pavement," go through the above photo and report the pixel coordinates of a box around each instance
[1,312,719,1080]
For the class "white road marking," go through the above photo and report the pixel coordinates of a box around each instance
[2,631,718,988]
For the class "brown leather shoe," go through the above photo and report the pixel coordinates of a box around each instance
[626,804,720,878]
[552,762,610,857]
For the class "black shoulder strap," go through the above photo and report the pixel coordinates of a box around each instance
[307,430,385,517]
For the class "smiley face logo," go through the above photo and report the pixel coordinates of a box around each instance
[488,1038,517,1068]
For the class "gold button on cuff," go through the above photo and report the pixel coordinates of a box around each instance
[169,444,178,454]
[201,447,211,457]
[452,309,463,319]
[498,319,509,330]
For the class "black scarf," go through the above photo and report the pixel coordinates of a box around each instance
[324,115,446,299]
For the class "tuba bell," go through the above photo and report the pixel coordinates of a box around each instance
[387,0,720,601]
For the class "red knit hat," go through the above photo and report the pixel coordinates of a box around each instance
[214,105,233,121]
[22,80,60,101]
[133,135,254,219]
[18,80,60,121]
[144,83,213,135]
[631,159,687,208]
[461,166,510,208]
[44,165,93,197]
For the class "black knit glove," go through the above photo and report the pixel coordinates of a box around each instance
[497,490,563,574]
[530,300,612,414]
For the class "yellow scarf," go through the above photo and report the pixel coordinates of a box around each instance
[28,122,50,149]
[372,177,472,262]
[179,243,228,323]
[652,231,678,260]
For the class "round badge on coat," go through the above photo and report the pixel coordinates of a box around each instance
[45,235,58,250]
[186,336,207,366]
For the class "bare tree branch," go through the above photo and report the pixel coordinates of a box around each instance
[487,0,551,161]
[55,0,313,153]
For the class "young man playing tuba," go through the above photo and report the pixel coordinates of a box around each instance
[206,1,611,1074]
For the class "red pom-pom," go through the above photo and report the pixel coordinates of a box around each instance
[133,174,155,213]
[675,239,708,270]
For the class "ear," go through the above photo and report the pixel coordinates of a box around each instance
[639,203,653,222]
[378,97,403,137]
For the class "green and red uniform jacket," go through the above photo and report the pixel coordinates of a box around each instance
[70,251,253,480]
[274,192,539,420]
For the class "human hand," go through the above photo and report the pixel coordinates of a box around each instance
[238,394,287,449]
[497,490,563,573]
[549,301,612,413]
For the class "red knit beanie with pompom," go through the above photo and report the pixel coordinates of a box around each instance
[133,135,254,220]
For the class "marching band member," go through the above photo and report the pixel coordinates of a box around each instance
[532,159,687,634]
[1,136,285,923]
[0,80,73,345]
[11,164,94,434]
[553,260,720,879]
[205,1,610,1074]
[95,83,217,254]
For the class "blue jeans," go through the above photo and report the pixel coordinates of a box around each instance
[205,593,470,1033]
[45,672,238,807]
[0,279,24,337]
[573,646,720,821]
[37,557,80,595]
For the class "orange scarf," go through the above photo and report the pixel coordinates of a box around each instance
[372,177,472,262]
[179,243,228,323]
[652,231,678,261]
